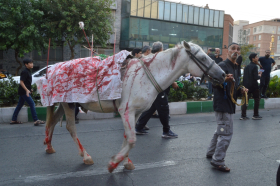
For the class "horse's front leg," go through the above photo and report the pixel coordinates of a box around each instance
[108,107,136,173]
[44,104,64,154]
[61,103,94,165]
[122,132,135,170]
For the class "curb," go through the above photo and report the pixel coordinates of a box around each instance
[0,98,276,124]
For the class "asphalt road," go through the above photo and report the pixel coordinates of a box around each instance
[1,109,280,186]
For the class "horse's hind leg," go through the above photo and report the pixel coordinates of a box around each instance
[61,103,93,165]
[44,104,64,154]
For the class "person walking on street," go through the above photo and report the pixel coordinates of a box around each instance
[135,41,179,138]
[10,58,45,126]
[206,43,248,172]
[141,46,151,57]
[132,48,142,58]
[241,53,262,120]
[259,50,275,98]
[207,48,223,100]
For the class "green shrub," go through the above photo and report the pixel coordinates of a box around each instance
[0,76,41,107]
[266,75,280,98]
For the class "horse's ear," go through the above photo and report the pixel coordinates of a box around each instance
[183,40,191,51]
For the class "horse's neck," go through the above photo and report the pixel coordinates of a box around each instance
[149,48,187,91]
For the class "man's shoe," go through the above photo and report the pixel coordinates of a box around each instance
[135,128,148,135]
[144,125,149,130]
[206,155,213,159]
[252,115,262,120]
[162,130,178,138]
[240,116,250,120]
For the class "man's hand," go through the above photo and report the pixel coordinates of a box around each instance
[258,71,262,77]
[225,74,234,82]
[26,90,31,97]
[172,82,179,90]
[241,88,249,94]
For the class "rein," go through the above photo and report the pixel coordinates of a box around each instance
[230,82,248,106]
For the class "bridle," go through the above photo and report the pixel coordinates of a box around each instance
[185,47,219,85]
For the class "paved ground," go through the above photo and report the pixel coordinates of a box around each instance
[0,109,280,186]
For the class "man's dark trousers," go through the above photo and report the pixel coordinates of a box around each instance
[259,75,270,96]
[136,92,170,133]
[241,89,260,117]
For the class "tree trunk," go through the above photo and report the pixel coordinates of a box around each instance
[67,40,75,60]
[15,50,22,76]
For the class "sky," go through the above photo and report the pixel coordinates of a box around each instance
[169,0,280,24]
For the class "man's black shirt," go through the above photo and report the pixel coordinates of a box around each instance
[209,54,223,64]
[18,68,32,95]
[243,62,260,92]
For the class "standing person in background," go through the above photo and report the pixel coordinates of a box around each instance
[241,53,262,120]
[259,50,275,98]
[207,48,223,100]
[141,46,151,57]
[132,48,142,58]
[10,58,45,126]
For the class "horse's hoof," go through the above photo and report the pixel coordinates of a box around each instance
[124,162,135,170]
[83,157,94,165]
[108,162,119,173]
[45,147,56,154]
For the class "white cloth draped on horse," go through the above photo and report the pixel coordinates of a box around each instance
[36,50,130,106]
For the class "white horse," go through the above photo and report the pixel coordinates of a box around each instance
[43,41,225,173]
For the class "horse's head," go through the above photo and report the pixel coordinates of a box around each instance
[182,41,225,85]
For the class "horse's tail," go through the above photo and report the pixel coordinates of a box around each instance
[46,105,55,128]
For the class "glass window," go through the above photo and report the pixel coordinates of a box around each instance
[277,44,280,53]
[258,26,262,31]
[137,0,144,17]
[258,44,261,48]
[204,9,209,26]
[164,2,170,21]
[151,0,158,19]
[149,20,161,41]
[131,0,137,16]
[254,27,257,33]
[188,6,194,24]
[129,17,140,40]
[278,36,280,40]
[247,29,250,35]
[169,23,180,43]
[194,7,199,25]
[218,11,224,28]
[177,4,182,22]
[144,0,151,18]
[136,41,143,48]
[163,43,169,50]
[158,1,164,20]
[121,18,129,41]
[214,10,219,27]
[129,41,136,48]
[278,27,280,34]
[139,19,150,41]
[259,35,261,40]
[182,5,188,23]
[209,10,214,27]
[199,8,204,25]
[170,3,176,21]
[253,36,256,41]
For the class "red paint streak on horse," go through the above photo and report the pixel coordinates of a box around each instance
[123,132,127,139]
[143,53,158,68]
[124,102,131,130]
[171,49,180,70]
[44,128,50,144]
[76,138,84,152]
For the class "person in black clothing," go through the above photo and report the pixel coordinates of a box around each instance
[235,55,242,85]
[207,48,223,100]
[206,43,248,172]
[10,58,45,126]
[241,53,262,120]
[132,48,142,58]
[135,41,179,138]
[259,50,275,98]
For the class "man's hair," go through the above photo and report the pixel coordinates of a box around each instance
[132,48,142,56]
[151,41,163,53]
[23,58,33,65]
[249,53,258,62]
[142,45,151,53]
[227,42,239,49]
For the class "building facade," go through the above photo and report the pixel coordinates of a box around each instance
[120,0,225,53]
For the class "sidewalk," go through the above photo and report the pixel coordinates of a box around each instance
[0,98,279,124]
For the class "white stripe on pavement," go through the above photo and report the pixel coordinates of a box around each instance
[25,160,176,183]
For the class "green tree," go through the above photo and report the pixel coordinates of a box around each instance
[0,0,48,75]
[240,44,256,67]
[37,0,114,60]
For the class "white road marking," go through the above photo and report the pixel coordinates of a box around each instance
[24,160,176,183]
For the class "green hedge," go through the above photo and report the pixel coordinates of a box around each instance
[168,81,208,102]
[0,76,40,107]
